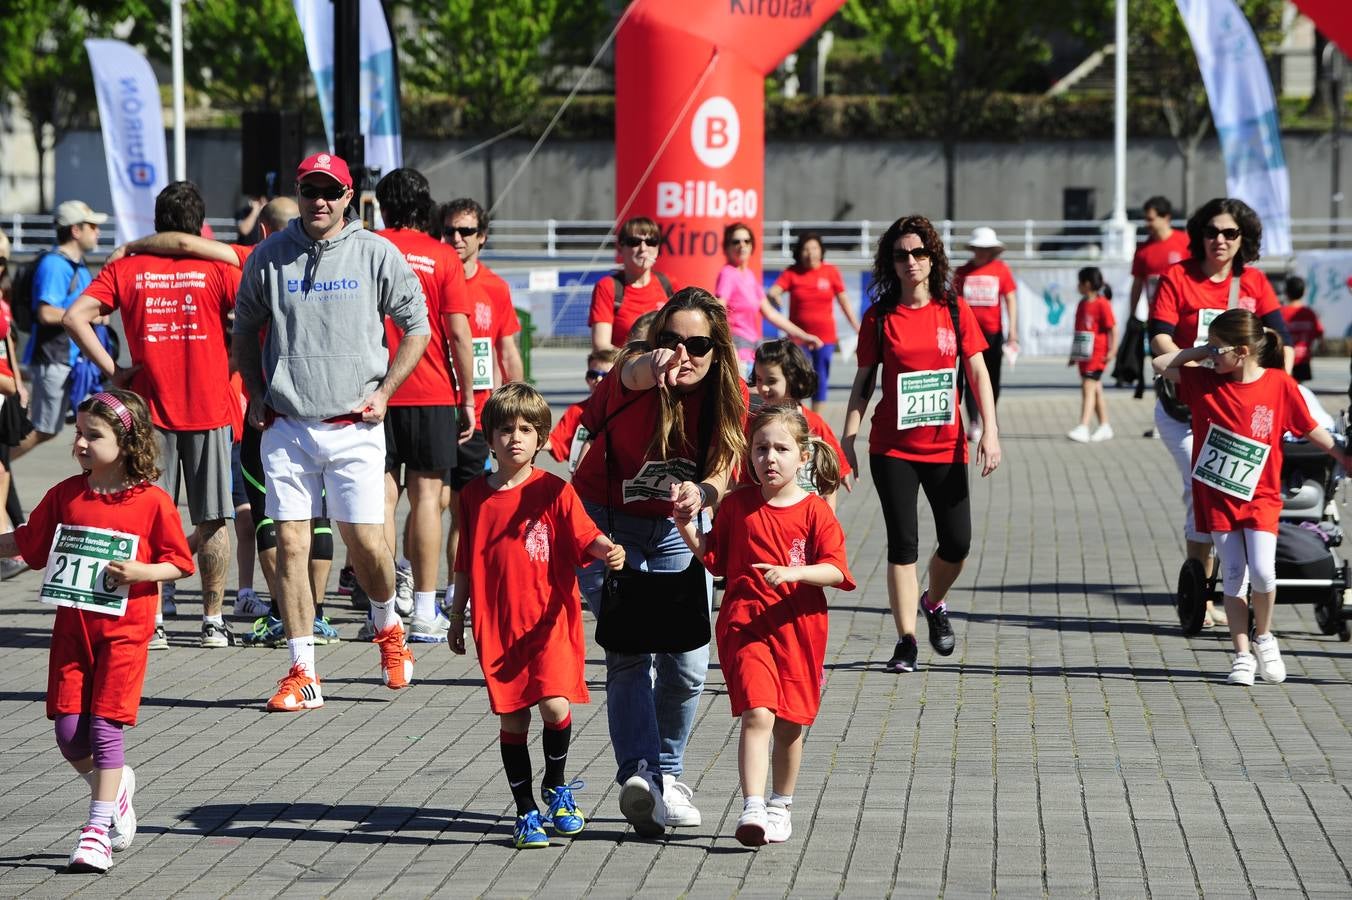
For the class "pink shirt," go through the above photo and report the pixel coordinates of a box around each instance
[716,264,763,361]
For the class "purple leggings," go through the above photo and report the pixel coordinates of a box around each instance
[55,713,125,769]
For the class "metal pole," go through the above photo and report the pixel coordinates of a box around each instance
[333,0,364,179]
[171,0,186,181]
[1110,0,1130,260]
[1330,45,1344,246]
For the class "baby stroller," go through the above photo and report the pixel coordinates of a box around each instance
[1175,432,1350,641]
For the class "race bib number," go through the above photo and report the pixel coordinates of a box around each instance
[1194,308,1223,347]
[1070,330,1095,361]
[1191,423,1270,501]
[471,337,494,391]
[623,457,697,505]
[897,368,956,431]
[39,524,140,617]
[963,275,1000,307]
[567,425,591,474]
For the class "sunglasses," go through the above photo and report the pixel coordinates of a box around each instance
[728,237,753,246]
[894,246,933,261]
[622,236,660,248]
[444,225,481,239]
[298,183,347,201]
[585,369,608,380]
[1207,344,1238,357]
[1203,226,1242,241]
[656,331,716,357]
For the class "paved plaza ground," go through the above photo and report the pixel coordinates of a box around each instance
[0,353,1350,898]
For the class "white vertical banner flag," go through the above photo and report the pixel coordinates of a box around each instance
[292,0,403,177]
[1175,0,1292,255]
[84,40,169,246]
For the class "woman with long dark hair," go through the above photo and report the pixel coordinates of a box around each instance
[842,215,1001,674]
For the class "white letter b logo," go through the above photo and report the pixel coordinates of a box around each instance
[691,97,739,169]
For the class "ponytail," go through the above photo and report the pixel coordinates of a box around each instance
[1258,327,1284,370]
[807,437,843,496]
[1209,308,1286,370]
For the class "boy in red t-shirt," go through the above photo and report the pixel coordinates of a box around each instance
[548,348,617,472]
[448,383,625,849]
[1279,275,1323,383]
[1066,267,1119,443]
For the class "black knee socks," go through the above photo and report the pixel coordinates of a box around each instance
[542,713,572,791]
[500,730,536,815]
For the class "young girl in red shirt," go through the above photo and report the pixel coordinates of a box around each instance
[0,389,193,873]
[448,383,625,849]
[1066,267,1119,443]
[1155,310,1349,686]
[676,405,855,847]
[751,339,853,510]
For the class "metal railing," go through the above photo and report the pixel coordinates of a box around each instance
[6,213,1352,261]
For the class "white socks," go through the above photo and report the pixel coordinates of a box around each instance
[770,791,792,808]
[203,614,224,626]
[413,590,437,621]
[743,795,766,811]
[288,636,316,677]
[89,799,114,829]
[370,596,402,631]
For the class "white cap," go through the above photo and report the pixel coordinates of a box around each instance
[967,226,1004,249]
[54,200,109,227]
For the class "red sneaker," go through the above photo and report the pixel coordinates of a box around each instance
[267,664,323,711]
[373,624,414,689]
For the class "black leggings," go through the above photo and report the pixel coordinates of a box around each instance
[870,454,971,566]
[964,330,1003,420]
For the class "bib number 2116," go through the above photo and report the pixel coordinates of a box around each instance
[897,368,956,431]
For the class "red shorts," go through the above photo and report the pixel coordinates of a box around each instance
[716,599,827,726]
[47,599,155,726]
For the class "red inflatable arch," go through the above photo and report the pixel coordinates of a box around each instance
[1292,1,1352,57]
[615,0,845,290]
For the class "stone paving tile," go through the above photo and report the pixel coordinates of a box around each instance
[1,361,1351,897]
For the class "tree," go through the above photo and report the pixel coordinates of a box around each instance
[0,0,149,211]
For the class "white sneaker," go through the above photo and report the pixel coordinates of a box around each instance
[1253,635,1287,683]
[394,565,415,618]
[68,823,112,873]
[661,773,701,826]
[1227,652,1257,686]
[147,625,169,651]
[233,588,270,618]
[618,761,666,837]
[1067,424,1091,443]
[1090,423,1114,442]
[735,803,768,847]
[766,804,792,843]
[109,766,136,852]
[408,612,451,643]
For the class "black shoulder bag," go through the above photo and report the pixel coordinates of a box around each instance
[1153,274,1240,423]
[593,386,713,655]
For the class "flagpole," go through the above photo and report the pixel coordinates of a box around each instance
[171,0,186,181]
[1110,0,1130,260]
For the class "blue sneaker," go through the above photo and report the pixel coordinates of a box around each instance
[243,616,286,648]
[513,809,549,849]
[543,781,586,836]
[313,616,340,645]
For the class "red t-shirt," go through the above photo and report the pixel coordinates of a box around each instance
[0,311,13,379]
[453,467,598,714]
[574,372,749,519]
[1280,305,1323,366]
[703,488,855,725]
[15,475,195,599]
[1130,230,1190,308]
[548,400,588,464]
[1150,261,1279,350]
[588,272,679,346]
[953,259,1016,335]
[376,228,470,408]
[1177,367,1318,534]
[463,264,522,423]
[858,299,988,463]
[84,255,240,431]
[1072,295,1116,375]
[774,263,847,345]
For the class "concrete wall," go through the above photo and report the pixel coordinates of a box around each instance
[32,128,1351,224]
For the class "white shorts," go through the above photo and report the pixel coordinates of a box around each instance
[261,416,386,524]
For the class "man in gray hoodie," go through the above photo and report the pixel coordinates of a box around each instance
[233,152,429,712]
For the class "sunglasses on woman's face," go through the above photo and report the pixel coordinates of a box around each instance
[298,183,347,201]
[1204,226,1241,241]
[585,368,608,380]
[656,331,716,357]
[622,235,660,248]
[728,237,753,246]
[894,246,932,261]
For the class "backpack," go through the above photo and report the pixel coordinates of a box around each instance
[6,251,55,334]
[611,269,673,313]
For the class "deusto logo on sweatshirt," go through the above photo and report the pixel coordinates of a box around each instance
[287,276,361,300]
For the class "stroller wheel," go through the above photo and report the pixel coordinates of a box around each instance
[1340,627,1351,643]
[1176,558,1208,635]
[1315,595,1343,636]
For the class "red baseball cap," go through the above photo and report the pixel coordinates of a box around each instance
[296,152,353,190]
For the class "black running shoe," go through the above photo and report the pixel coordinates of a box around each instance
[922,592,956,656]
[887,635,918,673]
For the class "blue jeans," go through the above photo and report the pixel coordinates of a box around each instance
[578,500,712,784]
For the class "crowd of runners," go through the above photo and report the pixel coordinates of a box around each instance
[0,154,1348,871]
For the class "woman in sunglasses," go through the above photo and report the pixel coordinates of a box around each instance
[589,217,680,352]
[573,287,748,837]
[714,223,820,379]
[1149,197,1291,628]
[842,215,1001,675]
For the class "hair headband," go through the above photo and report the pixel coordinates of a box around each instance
[90,392,134,433]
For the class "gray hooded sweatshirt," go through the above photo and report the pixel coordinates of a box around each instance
[233,217,429,419]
